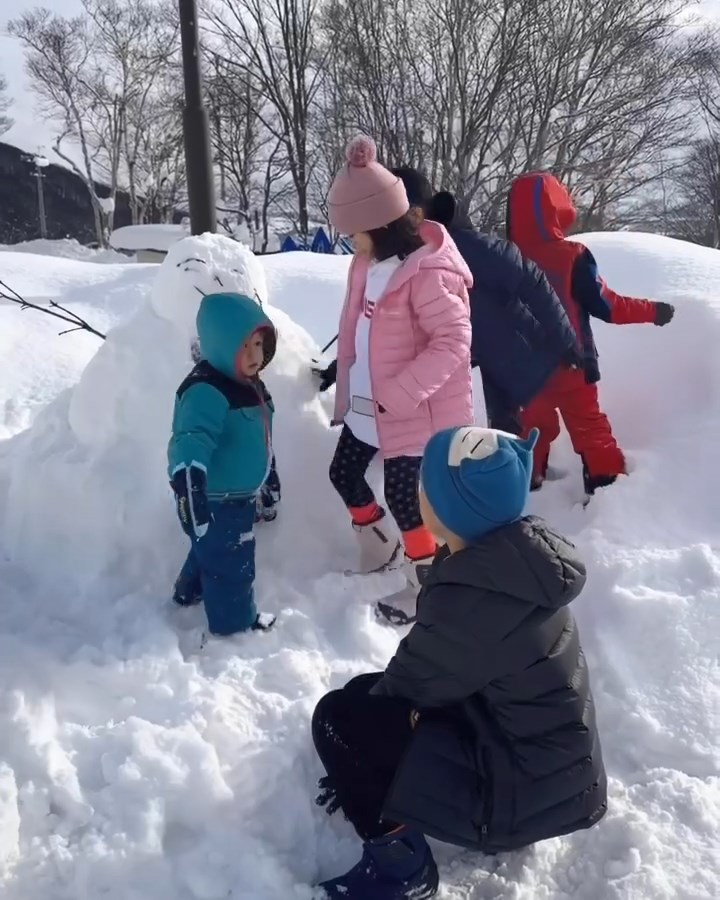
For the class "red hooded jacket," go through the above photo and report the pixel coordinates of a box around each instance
[507,172,657,383]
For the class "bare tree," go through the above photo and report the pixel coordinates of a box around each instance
[666,136,720,246]
[258,138,295,251]
[206,56,265,228]
[130,85,186,222]
[10,9,110,245]
[318,0,703,234]
[11,1,181,241]
[409,0,529,217]
[206,0,328,238]
[511,0,699,228]
[84,0,181,223]
[319,0,428,170]
[0,73,13,135]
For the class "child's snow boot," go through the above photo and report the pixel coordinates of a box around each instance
[173,584,202,607]
[404,553,434,592]
[376,553,434,626]
[351,509,402,574]
[318,827,438,899]
[200,612,276,647]
[252,611,277,631]
[173,557,202,607]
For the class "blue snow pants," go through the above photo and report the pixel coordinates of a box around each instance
[173,497,257,635]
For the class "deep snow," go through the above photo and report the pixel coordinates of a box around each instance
[0,238,133,265]
[0,232,717,899]
[0,247,153,437]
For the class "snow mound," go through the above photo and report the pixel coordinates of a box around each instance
[0,251,154,438]
[0,232,718,899]
[0,234,336,599]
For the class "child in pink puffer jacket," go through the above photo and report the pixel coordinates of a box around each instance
[325,136,473,623]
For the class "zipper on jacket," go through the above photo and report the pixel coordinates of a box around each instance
[335,256,358,418]
[253,380,273,484]
[479,748,494,847]
[366,261,404,432]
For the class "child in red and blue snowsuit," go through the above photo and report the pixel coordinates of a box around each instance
[508,172,675,494]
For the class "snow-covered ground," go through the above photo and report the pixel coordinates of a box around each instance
[0,248,153,437]
[0,238,133,265]
[0,233,717,900]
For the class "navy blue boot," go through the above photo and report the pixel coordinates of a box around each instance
[319,827,438,899]
[173,552,202,607]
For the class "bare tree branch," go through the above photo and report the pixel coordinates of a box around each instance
[0,280,106,340]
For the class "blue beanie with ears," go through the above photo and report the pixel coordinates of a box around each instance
[421,426,539,543]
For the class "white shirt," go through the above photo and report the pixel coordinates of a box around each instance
[344,256,403,447]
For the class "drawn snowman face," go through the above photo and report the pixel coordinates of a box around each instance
[174,256,264,364]
[150,235,269,354]
[173,256,264,305]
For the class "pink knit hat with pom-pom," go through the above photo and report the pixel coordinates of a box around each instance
[328,136,409,235]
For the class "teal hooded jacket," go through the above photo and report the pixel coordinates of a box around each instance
[167,292,277,499]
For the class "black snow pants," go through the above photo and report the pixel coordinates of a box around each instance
[311,672,415,840]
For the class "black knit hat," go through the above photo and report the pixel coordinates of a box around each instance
[392,167,459,228]
[391,167,434,209]
[426,191,457,227]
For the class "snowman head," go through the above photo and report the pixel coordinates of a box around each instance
[150,234,269,350]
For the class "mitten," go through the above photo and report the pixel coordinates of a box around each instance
[171,463,211,539]
[255,483,280,523]
[654,302,675,326]
[256,454,281,523]
[562,348,584,370]
[311,358,338,392]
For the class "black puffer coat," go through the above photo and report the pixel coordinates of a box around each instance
[371,517,607,853]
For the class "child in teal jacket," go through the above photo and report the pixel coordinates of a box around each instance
[168,291,278,635]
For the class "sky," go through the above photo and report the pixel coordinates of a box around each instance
[2,0,720,161]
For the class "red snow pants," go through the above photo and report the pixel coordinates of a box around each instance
[521,368,626,481]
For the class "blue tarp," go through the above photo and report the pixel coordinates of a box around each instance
[280,234,301,253]
[280,228,353,255]
[311,227,332,254]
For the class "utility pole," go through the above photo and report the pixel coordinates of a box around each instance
[178,0,216,234]
[32,154,49,239]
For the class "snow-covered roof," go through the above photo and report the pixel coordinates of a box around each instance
[109,223,190,253]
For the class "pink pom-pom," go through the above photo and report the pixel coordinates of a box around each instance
[346,135,377,167]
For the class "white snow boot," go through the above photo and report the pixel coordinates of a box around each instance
[350,510,402,575]
[404,553,434,591]
[375,552,435,626]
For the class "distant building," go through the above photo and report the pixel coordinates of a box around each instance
[109,223,190,263]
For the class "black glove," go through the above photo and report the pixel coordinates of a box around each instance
[311,358,337,392]
[654,302,675,326]
[316,775,342,816]
[171,463,211,539]
[255,454,281,523]
[562,348,584,370]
